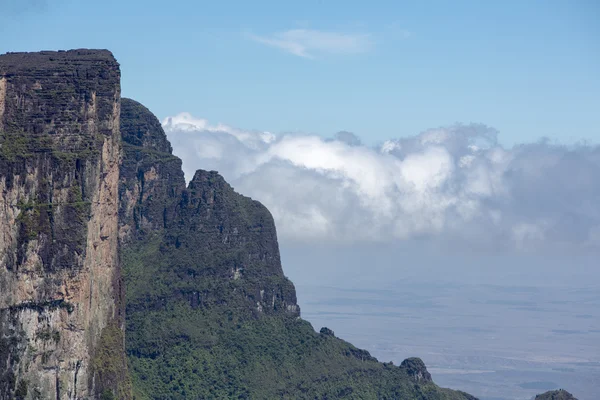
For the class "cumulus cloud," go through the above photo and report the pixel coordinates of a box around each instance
[163,115,600,251]
[247,29,372,58]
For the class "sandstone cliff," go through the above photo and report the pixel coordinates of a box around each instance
[1,49,479,400]
[0,50,129,400]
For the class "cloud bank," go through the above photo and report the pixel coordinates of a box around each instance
[162,115,600,251]
[248,29,372,58]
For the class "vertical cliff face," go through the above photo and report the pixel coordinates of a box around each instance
[119,98,299,320]
[118,98,185,243]
[0,50,128,400]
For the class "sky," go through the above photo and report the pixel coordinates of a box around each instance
[1,0,599,146]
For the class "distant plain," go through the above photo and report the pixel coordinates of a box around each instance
[283,245,600,400]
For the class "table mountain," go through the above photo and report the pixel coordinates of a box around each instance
[1,49,478,400]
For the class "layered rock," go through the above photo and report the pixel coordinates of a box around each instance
[118,98,185,242]
[119,98,299,321]
[0,50,129,400]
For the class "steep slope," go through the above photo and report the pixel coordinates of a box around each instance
[119,98,477,400]
[0,50,130,399]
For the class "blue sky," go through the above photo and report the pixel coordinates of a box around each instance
[1,0,599,146]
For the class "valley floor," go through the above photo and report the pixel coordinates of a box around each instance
[297,281,600,400]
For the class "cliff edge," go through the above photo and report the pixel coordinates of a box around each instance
[0,50,130,400]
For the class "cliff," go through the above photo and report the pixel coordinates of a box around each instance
[0,50,129,400]
[2,49,479,400]
[118,100,475,399]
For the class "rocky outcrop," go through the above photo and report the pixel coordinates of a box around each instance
[401,357,433,382]
[118,98,185,242]
[320,327,335,336]
[119,98,299,320]
[179,169,300,315]
[535,389,578,400]
[0,50,129,400]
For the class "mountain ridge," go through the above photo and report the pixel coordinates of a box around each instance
[117,97,476,399]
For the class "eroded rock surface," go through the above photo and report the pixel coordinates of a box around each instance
[401,357,433,382]
[0,49,129,400]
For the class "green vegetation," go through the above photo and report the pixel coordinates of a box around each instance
[121,172,471,399]
[122,142,180,163]
[535,389,578,400]
[124,236,474,399]
[0,131,35,161]
[36,328,60,343]
[0,130,100,164]
[7,299,74,314]
[126,302,473,399]
[14,379,27,400]
[93,322,133,400]
[120,99,476,399]
[16,200,45,240]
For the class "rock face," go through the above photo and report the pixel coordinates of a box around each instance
[118,97,299,319]
[401,357,433,382]
[118,98,185,242]
[0,50,129,400]
[320,327,335,336]
[535,389,578,400]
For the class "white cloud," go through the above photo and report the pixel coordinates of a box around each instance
[163,116,600,251]
[247,29,372,58]
[163,113,275,148]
